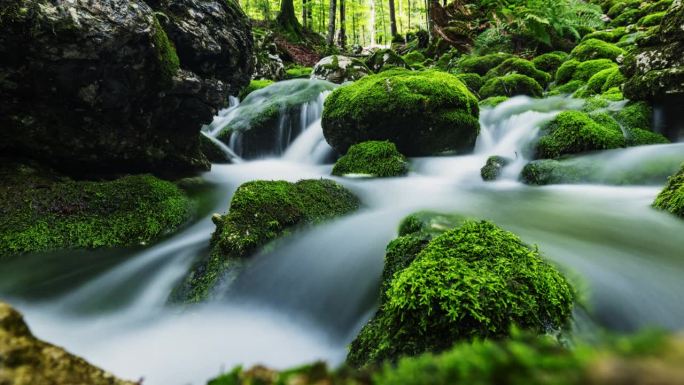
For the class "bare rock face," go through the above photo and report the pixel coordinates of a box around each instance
[0,302,136,385]
[0,0,252,178]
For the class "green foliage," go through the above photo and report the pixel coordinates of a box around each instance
[479,74,544,98]
[285,65,313,79]
[0,166,193,257]
[481,156,511,181]
[152,15,180,89]
[366,49,409,72]
[536,110,625,158]
[457,53,514,76]
[332,141,409,178]
[238,79,275,100]
[653,164,684,218]
[570,39,624,62]
[348,218,574,367]
[484,58,552,87]
[174,179,360,302]
[474,26,514,55]
[322,69,480,156]
[532,52,567,76]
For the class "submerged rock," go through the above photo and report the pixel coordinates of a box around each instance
[481,155,512,181]
[199,133,232,164]
[172,179,360,303]
[311,55,371,84]
[215,79,337,158]
[332,141,409,178]
[0,0,252,178]
[347,214,574,367]
[653,163,684,218]
[322,69,480,156]
[0,161,193,257]
[0,302,136,385]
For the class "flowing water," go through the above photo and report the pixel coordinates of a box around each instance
[2,85,684,385]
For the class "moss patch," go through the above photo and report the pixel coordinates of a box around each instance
[238,79,275,100]
[152,15,180,89]
[653,164,684,218]
[536,111,625,159]
[0,162,193,257]
[456,53,514,76]
[332,141,409,178]
[532,52,567,76]
[479,74,544,98]
[484,58,552,88]
[570,39,624,62]
[481,155,512,181]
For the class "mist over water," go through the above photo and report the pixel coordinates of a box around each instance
[2,92,684,385]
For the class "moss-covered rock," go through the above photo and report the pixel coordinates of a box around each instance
[484,58,552,88]
[0,302,137,385]
[365,49,410,72]
[653,164,684,218]
[402,51,427,66]
[479,74,544,98]
[548,80,586,96]
[347,217,574,367]
[285,65,313,79]
[0,162,193,258]
[239,79,275,100]
[217,79,337,158]
[535,111,625,159]
[614,101,653,131]
[532,52,567,77]
[610,8,643,27]
[332,141,409,178]
[311,55,371,83]
[172,179,360,303]
[481,155,512,181]
[521,159,593,185]
[322,69,480,156]
[570,39,624,62]
[455,73,483,95]
[638,11,667,27]
[581,67,626,96]
[456,53,515,76]
[556,59,617,84]
[581,28,627,43]
[479,96,510,107]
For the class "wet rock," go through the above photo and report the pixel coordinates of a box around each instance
[365,49,410,72]
[311,55,371,84]
[0,302,136,385]
[0,0,252,178]
[480,155,512,181]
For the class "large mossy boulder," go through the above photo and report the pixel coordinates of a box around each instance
[311,55,371,84]
[569,39,625,62]
[483,58,552,88]
[322,69,480,157]
[0,161,193,258]
[479,74,544,98]
[216,79,337,158]
[535,111,625,159]
[653,164,684,218]
[0,302,136,385]
[173,179,360,303]
[347,214,574,367]
[0,0,253,178]
[555,59,617,85]
[332,141,409,178]
[456,53,514,75]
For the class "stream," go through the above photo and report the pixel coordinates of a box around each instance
[1,80,683,385]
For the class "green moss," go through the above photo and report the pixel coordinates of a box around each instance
[479,96,509,107]
[322,69,480,156]
[481,155,511,181]
[623,67,684,101]
[348,218,574,367]
[653,164,684,218]
[610,8,643,27]
[173,179,360,303]
[284,65,313,79]
[555,60,580,84]
[601,87,624,101]
[625,127,670,146]
[614,101,652,131]
[479,74,544,98]
[0,165,193,257]
[581,28,627,43]
[455,73,482,94]
[401,51,426,65]
[638,11,666,27]
[575,59,618,82]
[152,15,180,89]
[532,53,566,76]
[456,53,515,76]
[238,79,274,100]
[332,141,409,178]
[570,39,624,62]
[536,111,625,158]
[581,67,625,96]
[484,58,552,88]
[548,80,586,96]
[606,0,640,18]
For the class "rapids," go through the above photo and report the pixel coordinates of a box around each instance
[1,85,683,385]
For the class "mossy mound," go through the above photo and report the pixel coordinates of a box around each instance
[614,101,652,131]
[535,111,625,159]
[556,59,617,84]
[456,53,514,76]
[532,52,567,76]
[479,96,510,107]
[285,65,313,79]
[479,74,544,98]
[366,49,410,72]
[638,11,666,27]
[322,69,480,156]
[172,179,360,303]
[580,67,626,96]
[402,51,427,66]
[0,162,193,257]
[581,28,627,43]
[653,164,684,218]
[548,80,586,96]
[484,58,552,88]
[239,79,275,100]
[481,155,512,181]
[347,217,574,367]
[570,39,624,62]
[332,141,409,178]
[455,73,483,95]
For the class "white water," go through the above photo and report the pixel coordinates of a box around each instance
[2,92,684,385]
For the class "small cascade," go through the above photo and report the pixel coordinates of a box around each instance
[200,132,243,164]
[204,96,240,137]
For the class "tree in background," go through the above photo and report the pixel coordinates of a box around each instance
[277,0,304,37]
[389,0,398,37]
[327,0,337,45]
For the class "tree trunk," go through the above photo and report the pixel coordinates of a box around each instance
[339,0,347,47]
[302,0,308,28]
[352,0,357,44]
[389,0,398,37]
[408,0,411,30]
[277,0,303,36]
[369,0,376,45]
[327,0,337,46]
